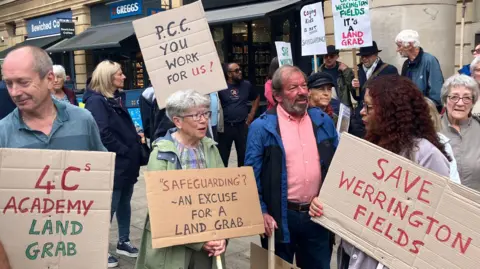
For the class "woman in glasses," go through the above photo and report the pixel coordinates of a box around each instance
[440,74,480,191]
[310,75,451,269]
[136,89,227,269]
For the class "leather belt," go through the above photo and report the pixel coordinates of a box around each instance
[287,201,310,212]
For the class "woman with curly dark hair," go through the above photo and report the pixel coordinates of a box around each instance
[309,75,451,269]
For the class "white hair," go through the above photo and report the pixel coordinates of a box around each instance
[395,29,421,48]
[165,89,210,121]
[470,56,480,75]
[52,65,66,80]
[440,74,480,105]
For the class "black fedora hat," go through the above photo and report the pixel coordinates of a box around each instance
[322,45,340,56]
[356,41,382,56]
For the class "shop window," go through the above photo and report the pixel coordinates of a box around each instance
[282,19,290,42]
[252,19,271,87]
[212,27,225,64]
[232,22,249,79]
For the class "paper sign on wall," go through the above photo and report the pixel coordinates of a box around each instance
[133,1,227,108]
[0,149,115,269]
[312,133,480,269]
[301,3,327,56]
[144,167,264,248]
[331,0,373,49]
[275,41,293,67]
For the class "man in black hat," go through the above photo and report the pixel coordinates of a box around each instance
[350,41,398,137]
[316,45,355,108]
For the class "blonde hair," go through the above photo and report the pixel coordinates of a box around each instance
[89,60,122,98]
[424,97,441,132]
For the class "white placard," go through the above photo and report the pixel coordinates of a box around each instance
[301,3,327,56]
[275,42,293,67]
[331,0,373,49]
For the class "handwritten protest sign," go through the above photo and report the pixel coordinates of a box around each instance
[313,133,480,269]
[331,0,373,49]
[301,3,327,56]
[472,102,480,117]
[336,103,351,136]
[0,149,115,269]
[144,167,264,248]
[133,1,227,108]
[275,42,293,67]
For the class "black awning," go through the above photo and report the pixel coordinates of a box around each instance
[0,35,62,59]
[46,21,134,53]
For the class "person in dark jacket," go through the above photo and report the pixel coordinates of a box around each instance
[245,65,338,269]
[350,41,398,137]
[458,43,479,76]
[396,29,444,109]
[84,60,142,268]
[52,65,78,106]
[0,80,16,120]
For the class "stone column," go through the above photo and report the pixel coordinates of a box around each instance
[370,0,457,76]
[71,5,91,90]
[13,19,27,46]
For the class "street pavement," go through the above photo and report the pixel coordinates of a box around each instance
[109,147,338,269]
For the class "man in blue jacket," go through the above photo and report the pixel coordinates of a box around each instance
[396,29,444,110]
[245,65,338,269]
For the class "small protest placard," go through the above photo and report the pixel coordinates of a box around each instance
[301,3,327,56]
[312,133,480,269]
[0,149,115,269]
[133,1,227,108]
[331,0,373,49]
[336,103,351,135]
[275,42,293,67]
[144,167,264,248]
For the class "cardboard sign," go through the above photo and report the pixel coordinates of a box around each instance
[144,167,264,248]
[250,243,299,269]
[331,0,373,49]
[336,103,351,136]
[275,42,293,67]
[312,133,480,269]
[133,1,227,108]
[301,3,327,56]
[472,102,480,117]
[0,149,115,269]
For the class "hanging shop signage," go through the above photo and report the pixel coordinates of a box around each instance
[110,0,143,19]
[60,22,76,38]
[27,11,73,38]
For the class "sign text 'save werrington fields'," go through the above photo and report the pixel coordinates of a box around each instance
[313,134,480,269]
[133,1,226,108]
[144,167,264,248]
[0,149,115,269]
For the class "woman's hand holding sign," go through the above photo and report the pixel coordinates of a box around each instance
[263,213,278,237]
[309,197,324,218]
[203,240,226,257]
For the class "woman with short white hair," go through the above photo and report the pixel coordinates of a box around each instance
[440,74,480,191]
[135,89,227,269]
[470,56,480,83]
[51,65,78,105]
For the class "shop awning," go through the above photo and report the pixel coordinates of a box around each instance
[206,0,301,25]
[0,34,62,59]
[46,21,134,53]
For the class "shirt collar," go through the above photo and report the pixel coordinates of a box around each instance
[13,99,69,130]
[276,103,307,122]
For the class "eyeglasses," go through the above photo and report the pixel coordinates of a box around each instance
[365,104,374,114]
[229,68,241,74]
[472,49,480,54]
[180,111,212,121]
[448,96,473,104]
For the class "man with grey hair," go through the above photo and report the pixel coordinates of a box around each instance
[245,65,338,269]
[396,29,444,110]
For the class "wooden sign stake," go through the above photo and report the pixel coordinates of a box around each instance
[268,228,275,269]
[314,55,318,73]
[352,48,360,96]
[216,256,223,269]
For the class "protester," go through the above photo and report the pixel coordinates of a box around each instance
[350,41,398,138]
[265,57,279,110]
[0,240,10,269]
[396,29,444,109]
[318,45,355,108]
[51,65,78,106]
[459,43,479,76]
[245,65,338,269]
[208,91,221,141]
[135,89,226,269]
[0,80,16,120]
[84,60,143,267]
[470,56,480,83]
[307,72,340,124]
[310,75,451,269]
[424,97,461,183]
[217,62,259,167]
[440,74,480,191]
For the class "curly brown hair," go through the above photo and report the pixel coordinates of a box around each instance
[364,75,451,161]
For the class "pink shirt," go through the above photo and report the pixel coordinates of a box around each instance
[277,105,322,203]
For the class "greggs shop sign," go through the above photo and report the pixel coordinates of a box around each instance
[110,0,143,19]
[27,11,73,38]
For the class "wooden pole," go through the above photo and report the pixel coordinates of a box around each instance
[352,48,359,96]
[314,55,318,73]
[268,228,275,269]
[459,0,467,67]
[216,256,223,269]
